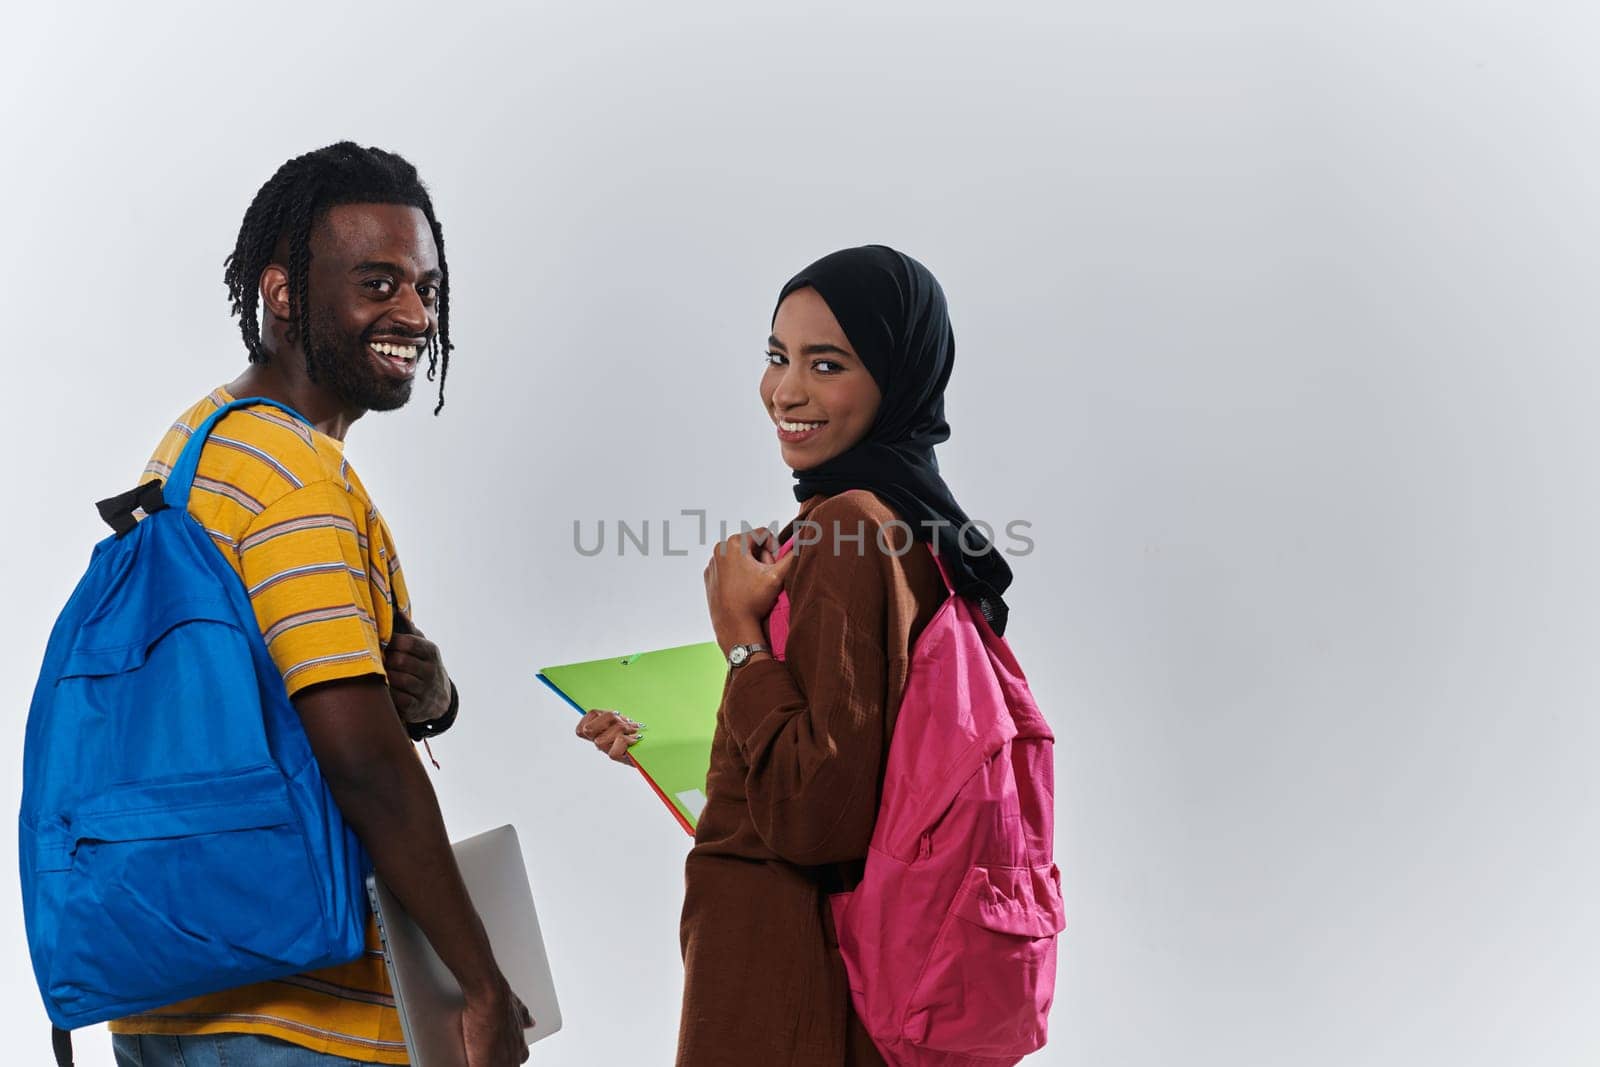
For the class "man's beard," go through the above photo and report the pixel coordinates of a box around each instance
[304,305,417,413]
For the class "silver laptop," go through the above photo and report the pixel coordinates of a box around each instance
[367,824,562,1065]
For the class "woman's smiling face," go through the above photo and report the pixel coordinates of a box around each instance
[762,286,883,470]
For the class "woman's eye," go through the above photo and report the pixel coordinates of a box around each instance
[814,360,842,374]
[764,351,786,366]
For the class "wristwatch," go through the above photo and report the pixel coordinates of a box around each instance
[727,643,769,669]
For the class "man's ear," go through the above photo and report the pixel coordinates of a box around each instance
[260,264,292,322]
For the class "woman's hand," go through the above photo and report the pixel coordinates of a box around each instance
[575,709,644,764]
[704,529,795,655]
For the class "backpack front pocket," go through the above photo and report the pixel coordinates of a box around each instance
[45,766,334,1023]
[902,862,1066,1058]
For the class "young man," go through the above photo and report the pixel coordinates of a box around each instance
[108,143,530,1067]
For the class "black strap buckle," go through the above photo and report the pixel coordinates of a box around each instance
[95,479,169,537]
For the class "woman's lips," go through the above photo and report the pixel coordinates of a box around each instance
[776,419,827,443]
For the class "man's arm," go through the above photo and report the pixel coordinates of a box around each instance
[293,677,528,1064]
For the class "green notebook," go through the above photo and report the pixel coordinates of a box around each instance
[538,642,727,835]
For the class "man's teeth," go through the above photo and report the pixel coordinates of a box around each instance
[370,342,420,361]
[780,420,826,432]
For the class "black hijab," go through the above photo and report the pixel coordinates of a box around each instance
[775,244,1014,635]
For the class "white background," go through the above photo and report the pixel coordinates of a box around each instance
[3,2,1597,1064]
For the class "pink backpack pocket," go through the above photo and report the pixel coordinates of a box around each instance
[899,862,1064,1057]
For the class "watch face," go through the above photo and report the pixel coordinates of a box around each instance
[729,647,748,666]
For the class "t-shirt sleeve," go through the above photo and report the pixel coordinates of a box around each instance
[236,480,387,697]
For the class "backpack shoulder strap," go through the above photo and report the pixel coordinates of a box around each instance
[162,397,312,510]
[926,545,958,595]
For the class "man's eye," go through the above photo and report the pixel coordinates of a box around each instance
[365,279,394,296]
[418,284,437,300]
[764,351,786,366]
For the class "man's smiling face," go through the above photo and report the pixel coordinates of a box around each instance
[302,202,441,413]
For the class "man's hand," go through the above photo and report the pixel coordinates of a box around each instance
[462,981,534,1066]
[386,628,452,725]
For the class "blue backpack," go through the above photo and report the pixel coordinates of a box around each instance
[19,397,370,1053]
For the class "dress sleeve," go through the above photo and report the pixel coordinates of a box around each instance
[719,532,894,867]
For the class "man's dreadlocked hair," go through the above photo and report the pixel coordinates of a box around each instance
[223,142,454,414]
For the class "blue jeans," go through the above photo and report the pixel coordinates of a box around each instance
[112,1033,394,1066]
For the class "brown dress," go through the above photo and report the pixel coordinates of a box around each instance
[678,491,949,1066]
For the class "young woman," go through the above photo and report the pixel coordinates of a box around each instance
[576,245,1015,1065]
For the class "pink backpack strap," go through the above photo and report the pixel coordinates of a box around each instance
[767,538,958,660]
[765,538,796,660]
[925,545,958,595]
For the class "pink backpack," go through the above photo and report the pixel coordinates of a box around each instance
[766,542,1064,1066]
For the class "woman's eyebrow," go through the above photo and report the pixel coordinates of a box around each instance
[767,335,854,359]
[800,343,853,358]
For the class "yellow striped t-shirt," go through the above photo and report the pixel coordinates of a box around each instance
[107,385,411,1063]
